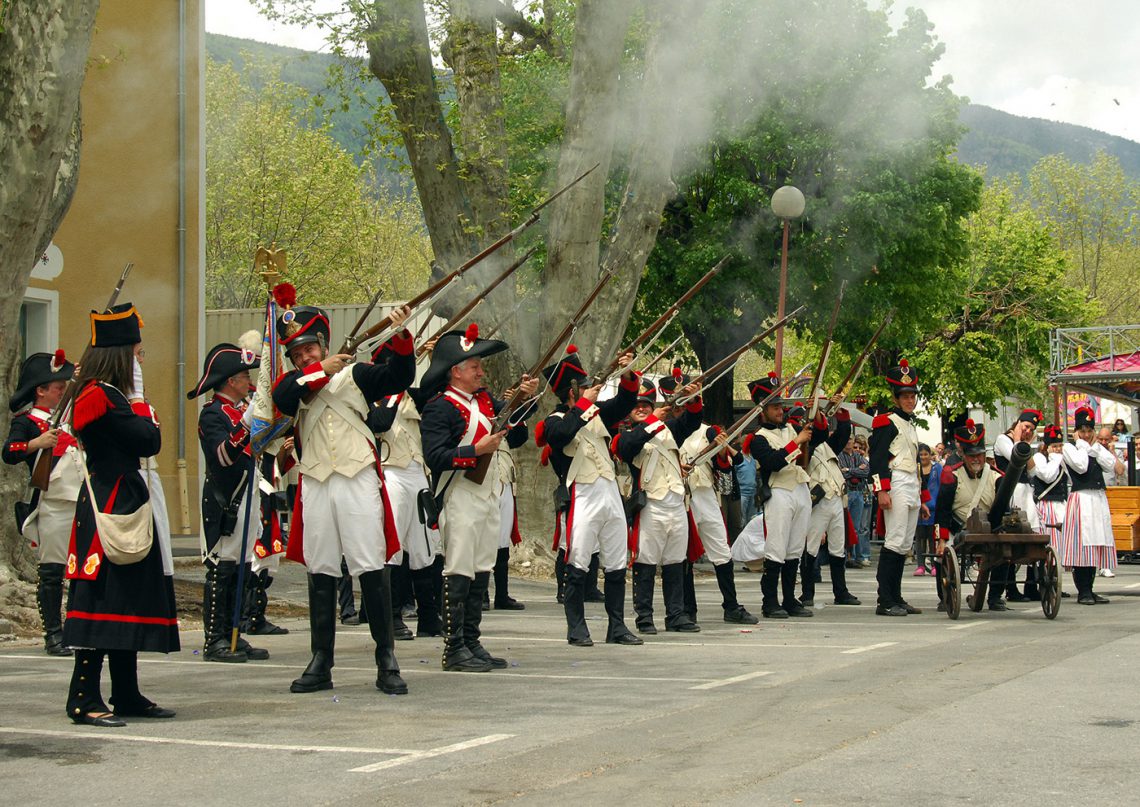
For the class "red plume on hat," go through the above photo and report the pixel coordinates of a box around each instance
[566,344,577,354]
[272,282,296,309]
[673,367,683,380]
[51,349,66,372]
[465,322,479,342]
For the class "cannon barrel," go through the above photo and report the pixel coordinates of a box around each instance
[987,440,1032,530]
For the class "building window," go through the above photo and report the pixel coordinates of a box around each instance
[20,288,59,359]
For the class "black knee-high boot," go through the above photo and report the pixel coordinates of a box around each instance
[682,560,698,621]
[662,562,700,631]
[37,563,71,656]
[359,567,408,694]
[290,573,338,692]
[411,561,443,637]
[603,569,642,644]
[585,553,604,602]
[202,562,247,662]
[631,562,657,633]
[248,569,289,635]
[761,559,787,618]
[876,549,907,616]
[715,561,757,623]
[555,548,566,604]
[465,571,507,668]
[829,555,861,605]
[563,564,593,646]
[494,546,524,609]
[781,558,812,617]
[388,562,414,640]
[441,574,490,672]
[800,552,817,607]
[225,562,269,659]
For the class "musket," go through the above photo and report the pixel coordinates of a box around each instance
[465,267,616,485]
[796,283,846,469]
[346,164,598,355]
[341,286,386,355]
[590,256,728,384]
[636,334,684,374]
[671,305,806,407]
[823,308,895,417]
[485,299,525,339]
[685,364,811,472]
[417,246,537,358]
[32,262,134,491]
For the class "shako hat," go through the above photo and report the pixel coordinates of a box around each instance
[542,344,588,399]
[1017,408,1043,427]
[420,323,507,396]
[635,376,657,406]
[1042,423,1064,446]
[188,343,260,400]
[657,367,691,396]
[1074,406,1096,431]
[785,405,807,428]
[91,303,143,347]
[886,358,918,395]
[11,350,74,412]
[276,306,330,353]
[748,372,782,405]
[953,418,986,455]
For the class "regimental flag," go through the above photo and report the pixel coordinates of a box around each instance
[250,283,295,453]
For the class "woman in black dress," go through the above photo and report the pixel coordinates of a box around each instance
[63,303,179,727]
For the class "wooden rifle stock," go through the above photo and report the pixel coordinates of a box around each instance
[823,309,894,417]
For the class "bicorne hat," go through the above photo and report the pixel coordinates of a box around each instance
[91,303,143,347]
[10,350,74,412]
[420,323,507,396]
[953,418,986,455]
[188,343,260,400]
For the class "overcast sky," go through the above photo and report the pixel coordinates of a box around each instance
[205,0,1139,142]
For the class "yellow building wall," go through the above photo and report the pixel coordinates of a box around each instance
[29,0,205,535]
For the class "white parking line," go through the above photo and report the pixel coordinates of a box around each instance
[688,671,773,690]
[840,642,898,655]
[1124,582,1140,590]
[946,620,989,631]
[349,733,514,773]
[0,726,417,755]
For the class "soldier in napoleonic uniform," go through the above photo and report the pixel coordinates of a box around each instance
[272,302,415,695]
[1031,424,1068,598]
[1061,406,1117,605]
[4,350,81,656]
[616,377,704,634]
[745,375,817,619]
[535,344,643,646]
[800,402,862,608]
[869,359,930,617]
[419,324,538,672]
[189,343,271,663]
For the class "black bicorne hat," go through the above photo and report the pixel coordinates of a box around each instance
[90,303,143,347]
[657,367,691,396]
[954,418,986,455]
[1042,424,1064,446]
[748,372,781,405]
[276,305,330,353]
[188,343,260,400]
[886,359,918,395]
[10,350,75,412]
[542,344,588,399]
[420,323,507,396]
[1074,406,1096,431]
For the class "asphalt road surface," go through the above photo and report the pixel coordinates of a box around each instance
[3,558,1140,805]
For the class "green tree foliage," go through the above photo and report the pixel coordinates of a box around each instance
[205,58,430,309]
[1028,150,1140,324]
[916,179,1092,413]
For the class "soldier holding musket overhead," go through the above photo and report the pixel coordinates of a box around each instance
[419,323,539,672]
[272,298,415,696]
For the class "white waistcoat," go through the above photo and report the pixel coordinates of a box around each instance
[757,425,810,491]
[888,412,919,475]
[296,368,376,482]
[634,421,685,500]
[952,465,997,526]
[809,440,846,502]
[680,426,714,490]
[380,395,423,470]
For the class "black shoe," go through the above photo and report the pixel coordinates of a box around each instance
[113,704,176,719]
[762,607,789,619]
[723,606,759,625]
[393,619,415,641]
[936,602,946,612]
[72,712,127,728]
[443,647,493,672]
[833,593,862,606]
[568,636,594,647]
[470,645,508,669]
[1077,594,1096,605]
[899,601,922,615]
[845,559,860,569]
[665,621,701,633]
[783,603,814,618]
[875,604,908,617]
[341,613,361,626]
[45,640,73,657]
[249,621,289,635]
[606,632,644,645]
[377,670,409,695]
[1092,593,1111,604]
[800,598,815,608]
[290,656,334,693]
[494,598,526,610]
[203,639,248,663]
[236,638,269,660]
[988,600,1009,612]
[1061,591,1072,599]
[637,622,658,635]
[1006,591,1030,602]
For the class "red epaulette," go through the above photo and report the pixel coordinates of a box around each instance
[534,419,547,448]
[742,433,755,456]
[540,445,552,466]
[941,464,960,484]
[73,383,111,432]
[872,413,891,429]
[609,433,622,458]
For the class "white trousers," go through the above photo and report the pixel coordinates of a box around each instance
[440,474,500,578]
[883,471,920,554]
[763,485,812,563]
[689,485,730,565]
[566,478,629,572]
[384,462,441,571]
[211,480,260,565]
[300,470,386,577]
[499,482,515,550]
[731,515,766,564]
[635,491,688,566]
[27,494,75,566]
[806,494,846,559]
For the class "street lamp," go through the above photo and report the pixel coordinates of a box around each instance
[771,185,805,376]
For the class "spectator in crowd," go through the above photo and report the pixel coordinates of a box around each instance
[839,434,871,568]
[1112,419,1129,437]
[735,448,759,527]
[934,442,946,463]
[913,443,941,576]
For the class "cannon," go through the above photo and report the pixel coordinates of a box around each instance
[938,440,1062,621]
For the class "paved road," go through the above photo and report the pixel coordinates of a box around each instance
[2,559,1139,805]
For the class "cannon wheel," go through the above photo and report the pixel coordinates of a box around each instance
[1041,546,1062,620]
[940,546,961,620]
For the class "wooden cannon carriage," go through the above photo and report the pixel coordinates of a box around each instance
[937,442,1062,621]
